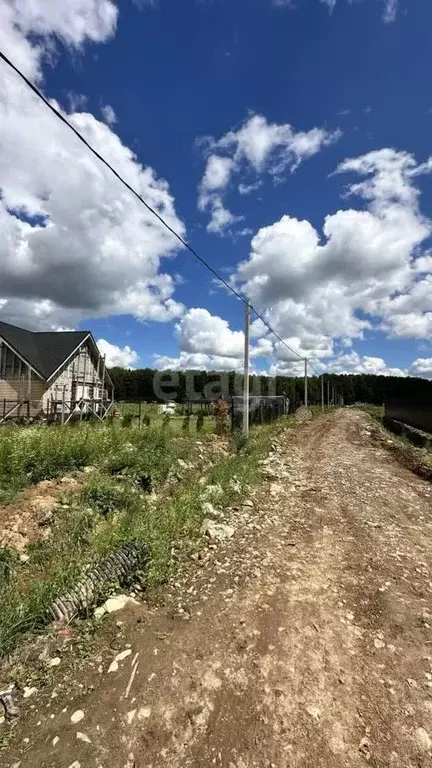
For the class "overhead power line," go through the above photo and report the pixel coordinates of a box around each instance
[0,49,306,364]
[308,359,323,377]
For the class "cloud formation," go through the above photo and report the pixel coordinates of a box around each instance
[97,338,139,368]
[153,307,274,371]
[100,103,117,126]
[0,0,185,331]
[410,358,432,380]
[232,147,432,362]
[198,114,340,234]
[277,0,399,23]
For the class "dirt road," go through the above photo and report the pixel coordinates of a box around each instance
[5,409,432,768]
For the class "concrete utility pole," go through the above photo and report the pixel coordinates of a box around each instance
[243,302,250,436]
[321,374,324,411]
[304,358,308,408]
[327,378,330,407]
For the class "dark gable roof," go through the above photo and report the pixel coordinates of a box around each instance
[0,321,89,380]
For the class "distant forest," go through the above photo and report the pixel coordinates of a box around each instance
[109,367,432,406]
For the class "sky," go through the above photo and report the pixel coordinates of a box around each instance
[0,0,431,379]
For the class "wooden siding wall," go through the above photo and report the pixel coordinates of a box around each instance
[44,343,104,407]
[0,380,46,418]
[0,341,46,417]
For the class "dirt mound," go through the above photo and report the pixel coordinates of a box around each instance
[0,474,84,552]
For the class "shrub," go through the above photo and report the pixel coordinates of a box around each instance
[196,411,204,433]
[230,429,249,455]
[214,398,230,436]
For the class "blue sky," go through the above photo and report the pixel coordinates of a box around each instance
[0,0,431,377]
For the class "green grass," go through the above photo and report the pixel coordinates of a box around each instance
[0,415,297,659]
[0,420,199,505]
[357,404,384,422]
[116,401,215,434]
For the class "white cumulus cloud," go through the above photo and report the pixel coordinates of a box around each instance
[326,352,406,377]
[154,307,274,371]
[410,358,432,380]
[198,113,340,235]
[0,0,186,331]
[97,338,139,368]
[232,147,432,367]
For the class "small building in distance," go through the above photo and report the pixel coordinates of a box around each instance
[0,320,114,422]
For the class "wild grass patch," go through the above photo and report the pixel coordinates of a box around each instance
[0,422,193,505]
[0,417,294,659]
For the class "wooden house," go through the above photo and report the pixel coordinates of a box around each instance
[0,321,114,422]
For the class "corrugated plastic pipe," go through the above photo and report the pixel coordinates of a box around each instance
[48,542,148,623]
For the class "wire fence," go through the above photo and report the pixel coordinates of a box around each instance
[231,396,289,431]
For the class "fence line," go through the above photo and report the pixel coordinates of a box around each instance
[385,399,432,434]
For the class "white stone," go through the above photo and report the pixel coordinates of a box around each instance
[52,736,60,747]
[47,657,61,668]
[23,686,37,699]
[70,710,85,724]
[126,709,137,725]
[108,648,132,673]
[138,706,152,720]
[94,594,139,620]
[305,705,321,721]
[374,639,386,649]
[201,521,235,542]
[201,502,221,519]
[415,727,432,752]
[76,732,92,744]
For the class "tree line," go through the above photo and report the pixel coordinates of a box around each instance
[109,366,432,406]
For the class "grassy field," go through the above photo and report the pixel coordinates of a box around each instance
[0,420,199,506]
[357,404,384,422]
[116,401,215,434]
[0,412,299,660]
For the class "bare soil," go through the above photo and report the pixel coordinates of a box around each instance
[0,474,86,552]
[3,408,432,768]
